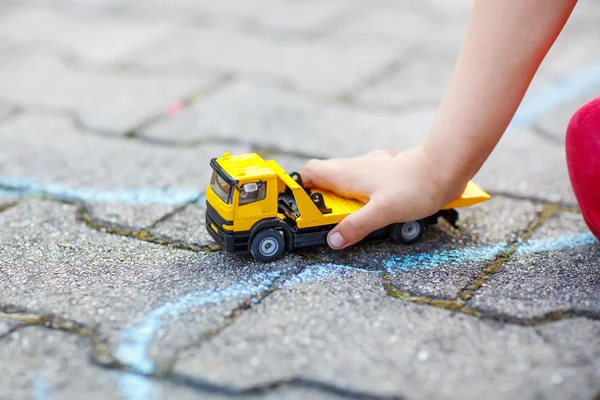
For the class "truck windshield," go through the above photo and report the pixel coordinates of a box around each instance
[210,171,232,204]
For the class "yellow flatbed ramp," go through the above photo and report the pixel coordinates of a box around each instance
[317,181,490,216]
[441,181,491,209]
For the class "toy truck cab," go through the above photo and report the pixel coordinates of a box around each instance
[206,152,491,263]
[206,153,279,253]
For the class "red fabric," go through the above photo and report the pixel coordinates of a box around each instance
[566,96,600,241]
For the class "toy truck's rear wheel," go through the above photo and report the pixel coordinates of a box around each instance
[250,229,285,263]
[392,220,425,245]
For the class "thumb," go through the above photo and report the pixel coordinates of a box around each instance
[327,200,390,249]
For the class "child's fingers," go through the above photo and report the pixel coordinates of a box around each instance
[327,200,390,249]
[300,152,397,190]
[299,158,346,189]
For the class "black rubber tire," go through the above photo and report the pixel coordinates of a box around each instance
[391,220,425,245]
[250,229,285,262]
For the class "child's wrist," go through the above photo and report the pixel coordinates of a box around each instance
[415,145,470,205]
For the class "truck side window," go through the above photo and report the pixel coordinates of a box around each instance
[239,182,266,205]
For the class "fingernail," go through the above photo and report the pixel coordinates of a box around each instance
[328,231,347,249]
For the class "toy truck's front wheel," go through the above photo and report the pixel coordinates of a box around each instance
[250,229,285,263]
[391,220,425,245]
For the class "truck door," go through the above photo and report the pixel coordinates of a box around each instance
[234,181,276,232]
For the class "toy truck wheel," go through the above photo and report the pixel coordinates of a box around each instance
[392,220,425,245]
[250,229,285,263]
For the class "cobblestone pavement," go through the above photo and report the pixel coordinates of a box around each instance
[0,1,599,399]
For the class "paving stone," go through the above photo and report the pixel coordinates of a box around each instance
[87,203,181,230]
[0,38,19,55]
[0,113,248,228]
[189,0,348,34]
[358,51,456,108]
[0,102,15,120]
[168,0,348,35]
[331,3,470,111]
[535,95,597,145]
[409,0,473,20]
[303,196,537,299]
[142,257,307,368]
[535,318,600,375]
[143,81,437,158]
[0,2,16,11]
[11,0,348,35]
[0,327,122,400]
[250,389,341,400]
[0,52,219,133]
[0,7,172,64]
[0,196,19,213]
[0,319,20,337]
[174,271,600,399]
[0,322,257,400]
[474,127,575,203]
[126,376,342,400]
[131,26,406,95]
[331,7,467,53]
[0,199,305,369]
[469,212,600,320]
[148,201,214,248]
[332,8,429,40]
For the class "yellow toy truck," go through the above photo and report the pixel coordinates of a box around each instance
[205,152,490,262]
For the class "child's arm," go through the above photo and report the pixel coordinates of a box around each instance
[299,0,577,250]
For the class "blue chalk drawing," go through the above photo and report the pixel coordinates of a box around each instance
[115,263,381,396]
[34,376,53,400]
[116,268,292,375]
[119,373,158,400]
[384,243,507,272]
[0,178,201,205]
[0,188,19,199]
[515,232,598,255]
[115,231,598,384]
[283,263,379,287]
[511,62,600,127]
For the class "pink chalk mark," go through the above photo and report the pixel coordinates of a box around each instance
[167,101,185,116]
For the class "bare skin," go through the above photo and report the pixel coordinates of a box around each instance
[300,0,578,250]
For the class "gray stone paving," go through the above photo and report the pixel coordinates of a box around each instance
[0,328,122,400]
[0,52,219,133]
[143,81,436,157]
[356,50,455,109]
[0,1,599,399]
[0,7,173,65]
[132,26,407,96]
[148,201,214,249]
[0,102,15,120]
[0,200,305,370]
[0,113,249,227]
[475,127,575,203]
[305,196,539,299]
[537,96,596,144]
[0,318,20,337]
[470,212,600,320]
[174,272,600,400]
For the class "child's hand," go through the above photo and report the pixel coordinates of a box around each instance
[299,0,577,251]
[299,148,463,250]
